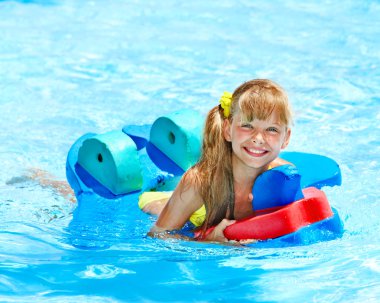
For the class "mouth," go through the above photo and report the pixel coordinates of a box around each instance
[244,147,269,157]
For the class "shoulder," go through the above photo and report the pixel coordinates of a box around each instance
[174,167,203,208]
[269,157,294,169]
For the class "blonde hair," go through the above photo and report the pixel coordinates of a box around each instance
[182,79,293,234]
[231,79,292,126]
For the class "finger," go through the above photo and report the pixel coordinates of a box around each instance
[220,219,236,228]
[239,239,258,245]
[226,219,236,226]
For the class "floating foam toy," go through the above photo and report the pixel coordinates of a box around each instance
[226,187,335,240]
[149,110,202,172]
[66,109,343,245]
[66,109,203,198]
[77,131,142,195]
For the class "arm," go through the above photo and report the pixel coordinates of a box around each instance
[148,176,237,243]
[148,180,203,237]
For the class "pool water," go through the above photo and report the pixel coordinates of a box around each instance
[1,0,380,302]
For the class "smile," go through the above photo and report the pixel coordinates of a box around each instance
[244,147,268,156]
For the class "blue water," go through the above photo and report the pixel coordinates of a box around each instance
[1,0,380,302]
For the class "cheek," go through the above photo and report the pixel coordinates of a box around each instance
[231,128,243,140]
[267,135,284,148]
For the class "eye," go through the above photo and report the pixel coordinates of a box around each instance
[241,123,253,129]
[267,127,279,133]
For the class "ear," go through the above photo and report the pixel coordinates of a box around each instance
[281,128,291,149]
[223,119,232,142]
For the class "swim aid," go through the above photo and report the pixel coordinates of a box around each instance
[66,109,343,245]
[226,187,334,240]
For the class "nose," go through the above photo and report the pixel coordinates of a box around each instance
[251,131,265,144]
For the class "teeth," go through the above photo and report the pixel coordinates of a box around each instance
[247,148,265,154]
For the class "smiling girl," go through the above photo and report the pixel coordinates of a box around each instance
[144,79,293,242]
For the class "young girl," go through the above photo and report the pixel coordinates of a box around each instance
[144,79,293,242]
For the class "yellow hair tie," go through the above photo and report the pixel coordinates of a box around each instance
[219,91,233,118]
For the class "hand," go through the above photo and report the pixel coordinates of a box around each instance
[239,239,258,245]
[204,218,236,242]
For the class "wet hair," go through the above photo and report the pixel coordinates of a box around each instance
[182,79,293,234]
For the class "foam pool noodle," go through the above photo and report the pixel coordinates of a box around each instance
[77,130,143,195]
[149,109,203,171]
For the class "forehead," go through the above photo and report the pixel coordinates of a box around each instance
[235,109,283,125]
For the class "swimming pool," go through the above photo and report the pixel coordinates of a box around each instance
[0,0,379,302]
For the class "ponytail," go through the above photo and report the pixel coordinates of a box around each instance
[182,106,235,234]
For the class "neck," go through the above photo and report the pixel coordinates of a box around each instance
[231,155,269,188]
[231,155,268,220]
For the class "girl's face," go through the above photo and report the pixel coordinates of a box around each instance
[223,110,291,171]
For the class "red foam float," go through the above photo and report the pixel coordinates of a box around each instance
[197,187,334,241]
[225,187,333,240]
